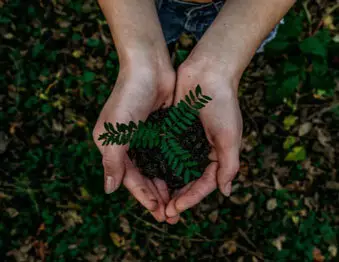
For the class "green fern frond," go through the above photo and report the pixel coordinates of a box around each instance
[99,120,138,146]
[99,85,211,182]
[160,135,200,177]
[130,121,160,149]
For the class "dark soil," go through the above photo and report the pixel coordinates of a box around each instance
[128,108,211,189]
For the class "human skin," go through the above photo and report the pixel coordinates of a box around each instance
[93,0,296,224]
[165,0,296,221]
[93,0,177,223]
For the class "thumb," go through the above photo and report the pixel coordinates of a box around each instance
[216,146,240,197]
[102,145,126,194]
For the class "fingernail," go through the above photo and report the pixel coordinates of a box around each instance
[225,182,232,197]
[105,176,115,194]
[166,205,178,218]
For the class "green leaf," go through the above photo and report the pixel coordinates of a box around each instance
[265,40,290,51]
[202,95,212,101]
[193,102,205,109]
[180,153,192,160]
[154,136,160,146]
[191,170,202,177]
[172,158,179,170]
[283,136,297,150]
[176,49,189,64]
[172,126,182,135]
[142,136,148,148]
[281,75,300,98]
[165,118,172,128]
[283,61,300,74]
[136,137,142,148]
[284,146,307,162]
[183,112,196,121]
[82,71,96,83]
[185,95,192,105]
[86,38,101,48]
[185,161,198,167]
[184,170,190,184]
[176,163,184,176]
[189,90,196,102]
[72,33,82,41]
[108,123,118,134]
[198,97,209,104]
[283,115,298,130]
[180,116,193,126]
[300,37,327,57]
[117,123,128,132]
[168,153,175,165]
[176,121,188,131]
[130,136,137,148]
[128,121,137,130]
[195,85,202,96]
[169,111,178,123]
[32,43,44,58]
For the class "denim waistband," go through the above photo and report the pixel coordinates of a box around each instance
[156,0,225,12]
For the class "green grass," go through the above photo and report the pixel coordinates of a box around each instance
[1,0,339,261]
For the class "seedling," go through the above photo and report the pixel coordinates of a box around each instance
[99,85,212,180]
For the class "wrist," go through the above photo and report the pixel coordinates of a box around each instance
[180,51,240,94]
[187,43,245,84]
[118,44,173,75]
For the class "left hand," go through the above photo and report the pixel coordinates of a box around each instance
[165,53,243,222]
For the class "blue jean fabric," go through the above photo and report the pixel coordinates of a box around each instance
[156,0,282,53]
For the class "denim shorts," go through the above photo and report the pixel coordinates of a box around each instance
[156,0,283,53]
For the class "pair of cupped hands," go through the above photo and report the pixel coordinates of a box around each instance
[93,48,243,224]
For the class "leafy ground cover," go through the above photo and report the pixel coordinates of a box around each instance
[1,0,339,261]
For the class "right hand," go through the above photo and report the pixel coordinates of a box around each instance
[93,58,178,223]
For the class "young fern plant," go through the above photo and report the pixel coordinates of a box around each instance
[98,85,212,183]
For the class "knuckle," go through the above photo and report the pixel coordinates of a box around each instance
[102,155,115,170]
[227,162,240,176]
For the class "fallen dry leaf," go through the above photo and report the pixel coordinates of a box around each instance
[208,210,219,223]
[325,181,339,191]
[266,198,278,211]
[120,216,131,234]
[313,247,325,262]
[230,194,252,205]
[110,232,125,247]
[246,201,255,218]
[272,235,286,251]
[298,122,312,136]
[328,245,337,258]
[218,240,237,255]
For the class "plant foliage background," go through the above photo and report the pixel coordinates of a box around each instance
[1,0,339,261]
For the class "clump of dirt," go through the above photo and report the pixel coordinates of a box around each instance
[128,109,210,189]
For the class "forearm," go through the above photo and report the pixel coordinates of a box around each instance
[191,0,296,80]
[98,0,170,68]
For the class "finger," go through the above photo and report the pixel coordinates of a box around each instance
[166,215,180,225]
[166,182,194,218]
[102,146,126,194]
[162,92,174,109]
[216,147,240,196]
[174,162,218,214]
[146,179,166,222]
[123,158,158,212]
[165,187,181,224]
[208,148,218,161]
[174,66,197,105]
[153,178,170,204]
